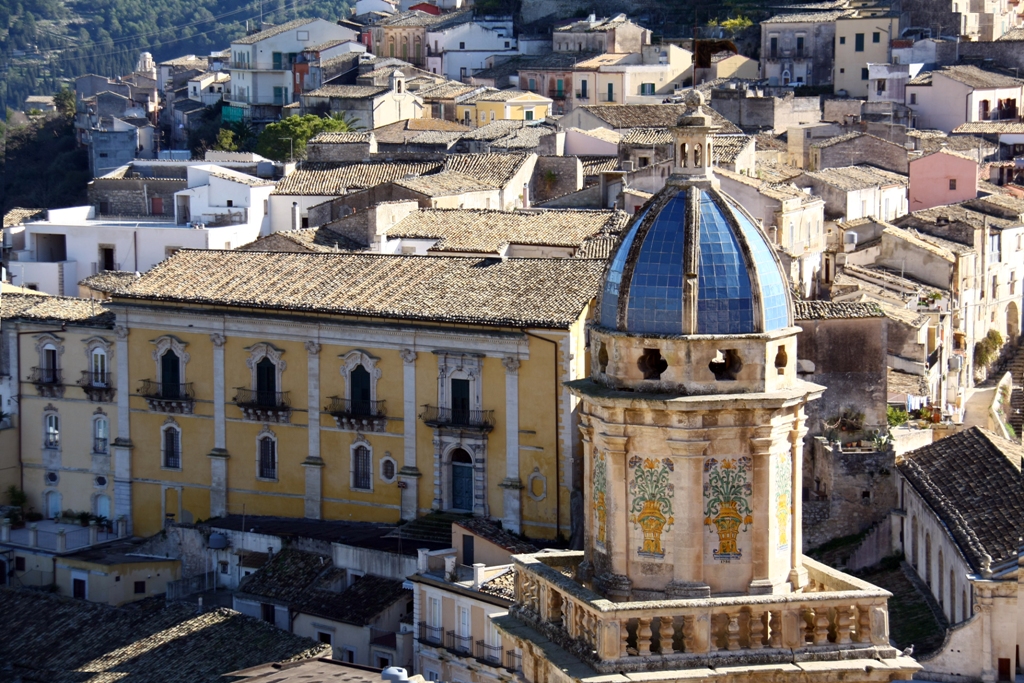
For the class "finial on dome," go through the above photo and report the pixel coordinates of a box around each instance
[684,89,705,108]
[670,89,717,179]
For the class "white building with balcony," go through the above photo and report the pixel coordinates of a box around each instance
[424,17,517,81]
[5,167,273,296]
[225,18,357,124]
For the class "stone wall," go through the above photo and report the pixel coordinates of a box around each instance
[307,141,374,162]
[87,177,185,216]
[815,135,909,174]
[710,91,820,133]
[532,156,583,203]
[534,183,602,209]
[802,438,898,550]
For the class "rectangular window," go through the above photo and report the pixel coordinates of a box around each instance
[796,36,804,56]
[262,603,276,623]
[855,33,864,51]
[528,78,536,91]
[992,275,998,299]
[427,597,441,627]
[258,437,276,480]
[134,581,146,594]
[525,110,534,120]
[341,648,356,663]
[45,414,60,449]
[318,632,333,645]
[272,52,283,70]
[861,67,869,80]
[839,36,846,44]
[640,83,655,95]
[949,179,957,190]
[556,78,564,95]
[910,93,917,104]
[873,31,881,42]
[770,36,778,57]
[15,557,25,571]
[580,80,588,98]
[353,445,371,490]
[163,428,180,469]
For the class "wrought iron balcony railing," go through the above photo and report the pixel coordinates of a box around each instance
[418,622,443,645]
[475,640,502,664]
[80,370,115,402]
[420,405,495,431]
[234,387,290,409]
[326,397,386,418]
[139,380,195,414]
[504,650,522,672]
[31,367,62,385]
[94,437,109,454]
[446,630,472,654]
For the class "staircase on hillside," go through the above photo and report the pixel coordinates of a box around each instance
[1006,341,1024,437]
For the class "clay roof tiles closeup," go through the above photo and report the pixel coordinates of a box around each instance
[114,249,606,329]
[793,300,884,320]
[897,427,1024,573]
[273,160,442,195]
[1,293,114,326]
[233,18,319,44]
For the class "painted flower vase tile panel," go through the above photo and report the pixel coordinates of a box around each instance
[628,455,675,558]
[703,456,753,563]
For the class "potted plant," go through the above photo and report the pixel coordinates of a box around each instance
[77,511,92,527]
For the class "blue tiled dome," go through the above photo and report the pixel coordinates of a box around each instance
[599,186,790,336]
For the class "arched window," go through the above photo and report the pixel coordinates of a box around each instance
[46,490,62,519]
[949,569,956,620]
[161,349,181,398]
[44,413,60,449]
[90,347,108,386]
[911,515,918,567]
[389,40,395,57]
[352,441,372,491]
[351,365,371,415]
[257,433,277,480]
[414,39,421,61]
[401,39,408,59]
[256,357,277,406]
[693,143,702,168]
[162,424,181,469]
[938,549,944,606]
[680,143,688,167]
[241,343,287,414]
[925,533,932,586]
[450,448,473,511]
[340,350,381,419]
[95,494,111,520]
[93,416,108,454]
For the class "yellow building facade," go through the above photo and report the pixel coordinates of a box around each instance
[4,294,118,523]
[457,91,552,128]
[107,250,601,539]
[833,14,899,98]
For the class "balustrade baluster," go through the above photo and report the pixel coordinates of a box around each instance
[709,613,722,652]
[681,615,696,653]
[856,604,872,643]
[768,611,783,648]
[637,618,653,655]
[802,608,816,644]
[549,589,563,625]
[659,616,675,654]
[812,608,830,644]
[748,610,765,649]
[563,599,573,635]
[620,619,631,657]
[726,611,741,651]
[836,605,854,644]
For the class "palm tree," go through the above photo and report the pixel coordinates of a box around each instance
[329,111,365,131]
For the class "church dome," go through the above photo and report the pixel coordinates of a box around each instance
[598,185,791,336]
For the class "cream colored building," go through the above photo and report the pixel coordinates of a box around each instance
[833,15,899,99]
[492,90,918,683]
[456,89,552,127]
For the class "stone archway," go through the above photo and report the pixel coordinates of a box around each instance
[1007,301,1019,343]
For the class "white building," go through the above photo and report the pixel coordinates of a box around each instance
[6,167,273,295]
[867,62,923,104]
[226,18,357,124]
[425,17,517,81]
[906,64,1024,133]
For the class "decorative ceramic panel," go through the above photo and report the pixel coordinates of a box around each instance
[703,457,753,563]
[593,450,607,550]
[628,456,674,558]
[776,452,791,553]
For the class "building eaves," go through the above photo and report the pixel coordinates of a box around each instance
[233,18,319,44]
[273,160,442,195]
[304,84,390,99]
[935,64,1024,89]
[762,9,854,23]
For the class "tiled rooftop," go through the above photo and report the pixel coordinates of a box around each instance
[442,152,532,188]
[801,165,908,191]
[811,131,863,148]
[933,64,1024,89]
[308,131,375,144]
[388,208,628,253]
[79,270,142,294]
[888,367,929,397]
[479,570,516,600]
[898,427,1023,573]
[372,117,471,144]
[233,18,318,44]
[1,293,113,326]
[580,156,619,177]
[114,249,606,328]
[237,548,332,604]
[237,225,365,253]
[394,170,494,196]
[793,300,884,320]
[455,517,538,554]
[273,160,442,195]
[4,207,45,227]
[952,121,1024,134]
[303,84,391,99]
[712,135,753,164]
[620,127,673,145]
[578,104,742,133]
[0,589,327,682]
[298,572,410,625]
[762,9,854,23]
[208,171,275,187]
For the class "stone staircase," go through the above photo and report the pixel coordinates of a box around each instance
[859,561,948,656]
[1007,344,1024,437]
[384,511,470,546]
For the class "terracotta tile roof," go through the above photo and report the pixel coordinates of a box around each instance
[481,125,555,150]
[233,18,319,44]
[952,121,1024,134]
[756,162,803,183]
[78,270,142,294]
[273,160,442,195]
[479,569,515,600]
[442,152,532,188]
[461,120,533,141]
[388,208,628,253]
[472,88,548,103]
[298,573,410,625]
[934,64,1024,89]
[417,81,480,100]
[555,15,634,32]
[209,171,275,187]
[811,131,863,148]
[1,293,113,325]
[238,225,365,253]
[308,131,375,144]
[997,27,1024,40]
[964,193,1024,219]
[372,118,471,144]
[921,134,996,154]
[620,127,672,145]
[379,8,472,27]
[115,249,606,328]
[455,517,538,554]
[876,301,932,327]
[712,135,753,164]
[762,9,853,23]
[801,165,908,191]
[580,156,618,177]
[794,300,884,319]
[579,104,742,134]
[159,55,208,67]
[4,207,45,227]
[888,367,929,397]
[304,84,391,99]
[905,203,1017,231]
[717,167,816,203]
[0,589,328,682]
[308,38,351,51]
[237,549,332,604]
[898,427,1023,573]
[394,170,494,196]
[409,130,464,146]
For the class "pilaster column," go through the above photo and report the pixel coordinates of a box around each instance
[501,357,523,533]
[207,333,229,518]
[666,437,711,591]
[602,430,629,581]
[748,417,777,594]
[112,325,133,534]
[789,404,809,590]
[303,341,323,519]
[399,349,420,520]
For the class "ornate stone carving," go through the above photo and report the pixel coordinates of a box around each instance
[209,333,226,347]
[502,356,521,374]
[400,348,417,364]
[304,340,321,355]
[113,325,129,340]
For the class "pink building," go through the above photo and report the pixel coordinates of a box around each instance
[908,148,978,212]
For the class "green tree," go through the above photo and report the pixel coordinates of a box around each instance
[720,15,753,35]
[255,114,356,161]
[54,87,75,118]
[214,128,238,151]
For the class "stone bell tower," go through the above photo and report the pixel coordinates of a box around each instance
[493,96,917,683]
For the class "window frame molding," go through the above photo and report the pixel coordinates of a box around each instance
[92,411,109,454]
[43,407,61,451]
[350,436,373,492]
[151,335,190,382]
[161,417,183,471]
[84,336,113,371]
[435,351,483,411]
[256,424,279,482]
[340,349,381,402]
[35,333,64,367]
[246,342,287,391]
[379,452,397,483]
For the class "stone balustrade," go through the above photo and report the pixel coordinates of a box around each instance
[508,551,897,673]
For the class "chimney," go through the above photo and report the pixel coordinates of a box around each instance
[472,563,486,589]
[522,183,530,208]
[417,548,430,573]
[291,202,300,231]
